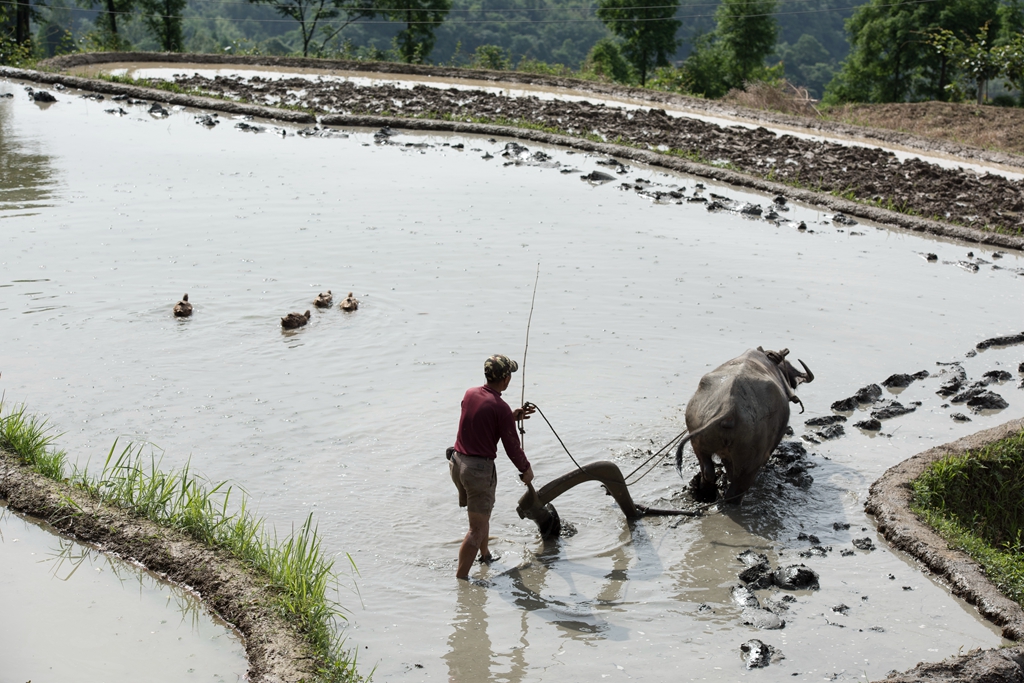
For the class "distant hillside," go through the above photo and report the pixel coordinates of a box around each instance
[46,0,856,95]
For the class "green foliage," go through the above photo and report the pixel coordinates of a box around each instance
[913,430,1024,552]
[911,430,1024,607]
[775,34,836,98]
[469,43,511,70]
[431,0,609,69]
[824,0,1002,104]
[596,0,680,86]
[716,0,778,85]
[82,0,138,51]
[930,22,1004,103]
[679,32,731,97]
[139,0,186,51]
[0,403,68,480]
[382,0,451,63]
[677,0,778,97]
[247,0,379,57]
[514,57,574,76]
[580,37,633,83]
[0,401,361,682]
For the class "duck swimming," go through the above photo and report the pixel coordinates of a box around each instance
[281,310,311,329]
[314,290,333,308]
[173,293,192,317]
[340,292,359,312]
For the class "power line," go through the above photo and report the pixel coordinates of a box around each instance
[2,0,927,26]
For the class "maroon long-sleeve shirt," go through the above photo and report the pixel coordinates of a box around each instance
[454,385,530,473]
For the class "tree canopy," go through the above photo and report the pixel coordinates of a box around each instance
[824,0,1003,103]
[596,0,680,85]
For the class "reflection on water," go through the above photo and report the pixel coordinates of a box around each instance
[0,94,58,217]
[1,76,1022,682]
[0,504,246,683]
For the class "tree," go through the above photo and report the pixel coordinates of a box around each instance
[582,36,634,83]
[930,22,1001,102]
[139,0,187,51]
[383,0,451,63]
[823,0,1000,103]
[679,31,732,96]
[248,0,379,57]
[715,0,778,86]
[677,0,777,96]
[81,0,137,50]
[775,34,835,98]
[596,0,680,86]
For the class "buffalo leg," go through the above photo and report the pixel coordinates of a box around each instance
[691,439,718,503]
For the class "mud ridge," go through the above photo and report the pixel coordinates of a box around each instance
[866,418,1024,681]
[36,51,1024,172]
[3,62,1023,250]
[0,448,316,683]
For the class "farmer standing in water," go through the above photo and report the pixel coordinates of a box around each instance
[449,354,536,580]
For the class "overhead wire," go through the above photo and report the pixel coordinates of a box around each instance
[0,0,928,27]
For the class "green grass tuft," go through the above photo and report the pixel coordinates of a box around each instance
[0,399,359,682]
[911,429,1024,607]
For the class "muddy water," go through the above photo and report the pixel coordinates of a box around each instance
[75,61,1024,180]
[0,503,246,682]
[2,77,1023,682]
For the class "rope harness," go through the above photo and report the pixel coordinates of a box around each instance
[519,401,717,518]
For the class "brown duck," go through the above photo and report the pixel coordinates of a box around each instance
[173,293,192,318]
[340,292,359,312]
[281,310,311,329]
[314,290,333,308]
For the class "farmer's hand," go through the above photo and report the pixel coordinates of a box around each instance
[519,466,534,485]
[513,404,536,421]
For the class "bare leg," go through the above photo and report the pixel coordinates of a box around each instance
[457,511,490,579]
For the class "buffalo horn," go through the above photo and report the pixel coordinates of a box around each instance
[798,359,814,384]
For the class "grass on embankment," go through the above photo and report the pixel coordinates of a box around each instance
[0,400,359,683]
[911,429,1024,608]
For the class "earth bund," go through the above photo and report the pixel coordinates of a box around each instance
[867,418,1024,682]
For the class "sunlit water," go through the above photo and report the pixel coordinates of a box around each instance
[2,77,1023,682]
[0,502,246,683]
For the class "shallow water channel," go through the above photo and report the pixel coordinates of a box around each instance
[2,76,1023,682]
[0,502,246,682]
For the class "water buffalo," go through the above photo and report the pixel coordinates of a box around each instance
[676,347,813,503]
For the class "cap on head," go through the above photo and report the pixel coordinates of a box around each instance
[484,354,519,382]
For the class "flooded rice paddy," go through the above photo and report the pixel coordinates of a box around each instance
[2,75,1023,681]
[0,502,246,682]
[75,61,1024,180]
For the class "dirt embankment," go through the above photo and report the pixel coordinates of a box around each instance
[867,418,1024,682]
[0,450,316,683]
[828,101,1024,159]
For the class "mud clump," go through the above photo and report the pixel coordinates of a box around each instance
[882,371,929,388]
[976,332,1024,350]
[871,401,918,420]
[855,418,883,431]
[740,639,782,669]
[773,564,820,590]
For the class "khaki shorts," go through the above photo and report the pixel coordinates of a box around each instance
[449,451,497,515]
